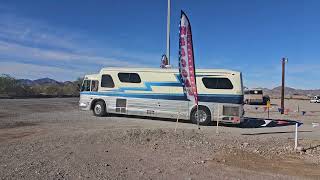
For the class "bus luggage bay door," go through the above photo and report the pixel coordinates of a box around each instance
[116,98,127,114]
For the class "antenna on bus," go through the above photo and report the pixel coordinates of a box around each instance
[166,0,171,65]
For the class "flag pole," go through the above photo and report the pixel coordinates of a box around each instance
[197,104,200,129]
[166,0,171,65]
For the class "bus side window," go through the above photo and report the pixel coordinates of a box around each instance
[202,77,233,89]
[81,80,91,92]
[101,74,115,88]
[91,80,99,91]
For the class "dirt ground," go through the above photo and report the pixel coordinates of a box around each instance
[0,98,319,180]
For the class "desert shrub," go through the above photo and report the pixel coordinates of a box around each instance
[74,77,84,91]
[0,74,17,94]
[0,74,81,98]
[62,84,79,96]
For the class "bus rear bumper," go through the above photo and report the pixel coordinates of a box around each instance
[219,116,243,124]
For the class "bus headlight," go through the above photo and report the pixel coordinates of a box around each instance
[79,102,88,108]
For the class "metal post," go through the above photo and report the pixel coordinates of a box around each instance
[166,0,171,65]
[295,123,298,149]
[175,107,180,132]
[281,57,287,114]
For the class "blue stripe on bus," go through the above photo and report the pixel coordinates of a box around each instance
[199,94,243,104]
[116,82,182,92]
[112,74,183,92]
[80,92,243,104]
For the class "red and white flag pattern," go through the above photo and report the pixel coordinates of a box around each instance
[178,11,198,105]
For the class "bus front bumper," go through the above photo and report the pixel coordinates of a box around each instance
[79,102,90,110]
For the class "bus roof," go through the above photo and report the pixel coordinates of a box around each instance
[84,74,99,79]
[99,67,240,74]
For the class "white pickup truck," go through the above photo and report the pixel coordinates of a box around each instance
[310,96,320,103]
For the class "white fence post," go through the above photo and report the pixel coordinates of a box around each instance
[294,123,298,150]
[175,105,181,132]
[216,105,219,134]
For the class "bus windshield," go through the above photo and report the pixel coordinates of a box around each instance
[81,80,99,92]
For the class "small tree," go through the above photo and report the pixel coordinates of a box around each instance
[45,85,62,96]
[74,77,84,91]
[0,74,17,94]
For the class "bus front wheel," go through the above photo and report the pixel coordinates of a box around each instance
[93,101,106,117]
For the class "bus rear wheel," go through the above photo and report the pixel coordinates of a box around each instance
[93,101,106,117]
[190,106,211,126]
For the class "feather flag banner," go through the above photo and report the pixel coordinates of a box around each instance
[178,11,198,105]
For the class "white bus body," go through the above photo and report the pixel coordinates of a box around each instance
[79,67,244,125]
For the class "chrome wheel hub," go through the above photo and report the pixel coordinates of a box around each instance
[195,110,207,122]
[94,104,102,114]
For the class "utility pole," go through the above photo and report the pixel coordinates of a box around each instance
[281,57,288,114]
[166,0,171,65]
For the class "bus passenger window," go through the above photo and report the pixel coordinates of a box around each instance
[81,80,91,92]
[91,80,99,91]
[101,75,115,88]
[202,78,233,89]
[118,73,141,83]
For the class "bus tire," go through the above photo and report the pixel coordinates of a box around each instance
[190,106,211,126]
[93,101,106,117]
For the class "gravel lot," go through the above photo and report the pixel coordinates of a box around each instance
[0,98,319,179]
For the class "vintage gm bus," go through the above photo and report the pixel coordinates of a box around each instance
[79,67,244,125]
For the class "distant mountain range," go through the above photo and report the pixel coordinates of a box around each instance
[17,78,75,86]
[0,77,81,98]
[249,86,320,99]
[17,78,319,98]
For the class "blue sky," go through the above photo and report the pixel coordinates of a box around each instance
[0,0,319,89]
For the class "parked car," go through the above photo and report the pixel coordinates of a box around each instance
[310,96,320,103]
